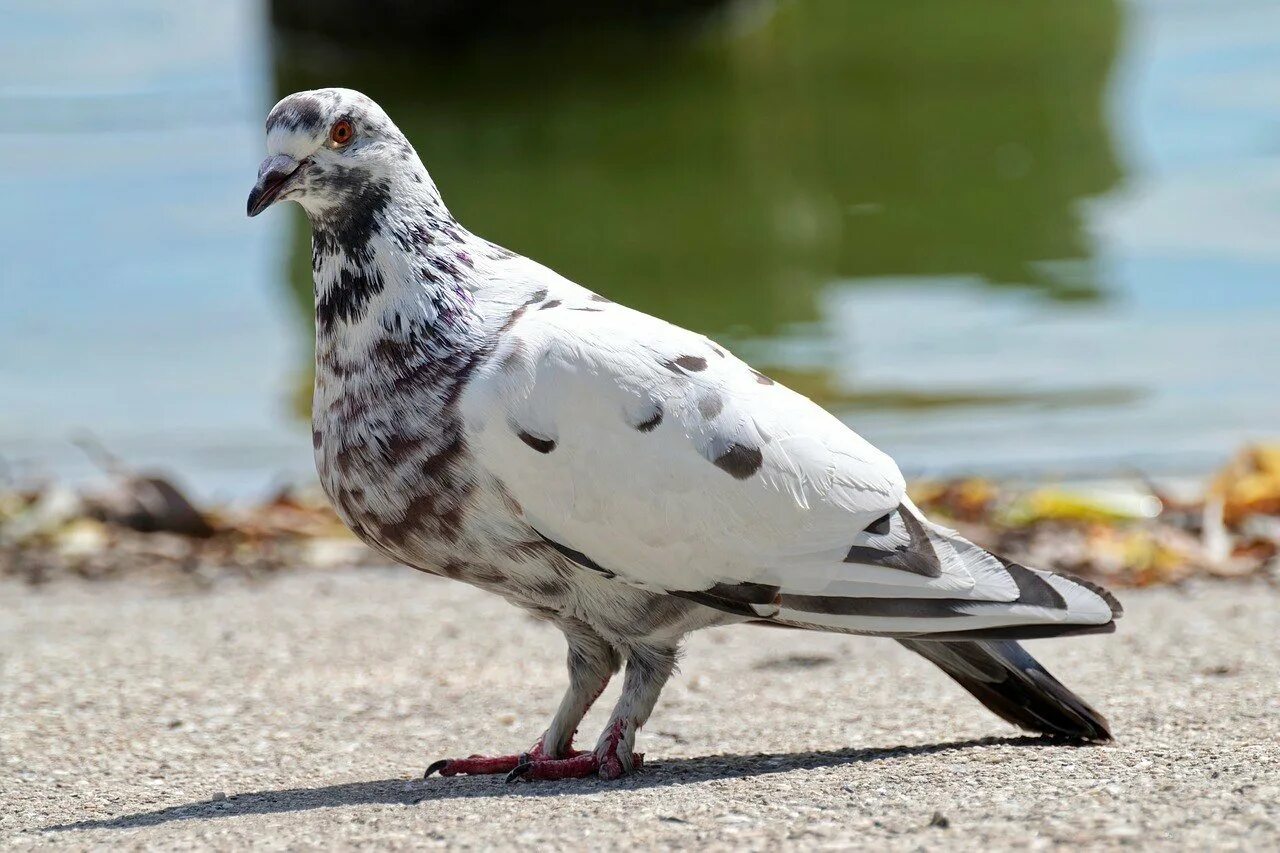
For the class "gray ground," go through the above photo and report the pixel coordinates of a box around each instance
[2,568,1277,851]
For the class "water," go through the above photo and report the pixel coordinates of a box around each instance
[2,0,1278,497]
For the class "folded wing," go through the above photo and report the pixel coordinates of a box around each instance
[461,274,1120,639]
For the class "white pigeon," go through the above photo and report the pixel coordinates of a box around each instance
[248,88,1122,782]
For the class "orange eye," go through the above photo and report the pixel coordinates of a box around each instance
[330,119,353,146]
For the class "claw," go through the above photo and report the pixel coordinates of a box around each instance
[505,762,534,783]
[423,759,449,778]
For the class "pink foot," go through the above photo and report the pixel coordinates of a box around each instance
[507,720,642,782]
[424,737,583,778]
[506,749,644,781]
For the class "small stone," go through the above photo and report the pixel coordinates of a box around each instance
[211,791,227,802]
[929,811,950,829]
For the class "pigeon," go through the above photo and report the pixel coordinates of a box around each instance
[247,88,1122,782]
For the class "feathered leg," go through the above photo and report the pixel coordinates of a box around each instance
[508,642,678,781]
[424,619,620,778]
[541,620,623,756]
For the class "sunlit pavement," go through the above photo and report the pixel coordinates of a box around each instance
[3,568,1276,849]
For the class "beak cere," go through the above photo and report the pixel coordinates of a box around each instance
[247,154,301,217]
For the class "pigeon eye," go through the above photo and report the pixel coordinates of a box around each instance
[329,120,354,147]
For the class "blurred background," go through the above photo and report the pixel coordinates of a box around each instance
[3,0,1279,501]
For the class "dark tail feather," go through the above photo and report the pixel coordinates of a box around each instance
[899,639,1112,742]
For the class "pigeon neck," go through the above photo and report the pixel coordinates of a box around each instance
[309,179,484,356]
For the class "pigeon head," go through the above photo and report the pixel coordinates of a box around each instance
[247,88,424,219]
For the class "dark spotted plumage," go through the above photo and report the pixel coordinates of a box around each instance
[517,430,556,454]
[673,355,707,372]
[697,392,724,420]
[316,265,386,331]
[634,407,663,432]
[711,442,764,479]
[266,94,326,133]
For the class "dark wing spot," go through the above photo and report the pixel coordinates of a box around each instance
[712,443,763,479]
[635,407,663,433]
[661,355,710,375]
[517,430,556,454]
[750,368,775,385]
[674,355,708,372]
[568,306,604,312]
[539,299,562,310]
[698,392,724,420]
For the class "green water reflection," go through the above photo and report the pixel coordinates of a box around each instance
[277,0,1122,413]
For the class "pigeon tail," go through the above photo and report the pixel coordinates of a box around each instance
[899,639,1112,742]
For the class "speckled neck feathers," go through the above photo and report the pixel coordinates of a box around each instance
[306,159,485,357]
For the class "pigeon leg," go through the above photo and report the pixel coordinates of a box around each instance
[507,643,677,782]
[540,619,622,757]
[424,619,620,778]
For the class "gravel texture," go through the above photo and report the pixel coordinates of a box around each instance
[2,568,1277,850]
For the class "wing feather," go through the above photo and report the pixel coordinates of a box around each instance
[460,263,1119,637]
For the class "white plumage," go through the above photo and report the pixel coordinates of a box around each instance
[247,87,1122,782]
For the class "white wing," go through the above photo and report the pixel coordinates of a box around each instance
[460,263,1120,637]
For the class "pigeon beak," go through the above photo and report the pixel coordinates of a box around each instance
[247,154,302,217]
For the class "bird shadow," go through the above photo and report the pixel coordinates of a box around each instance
[43,735,1082,833]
